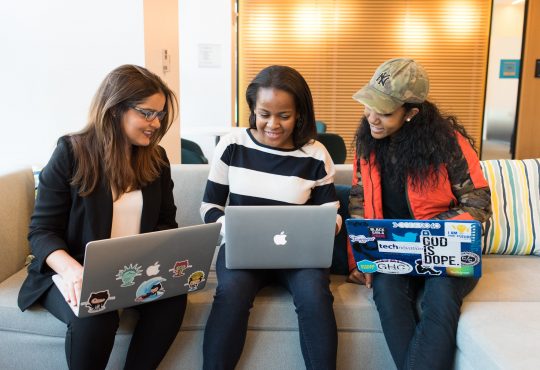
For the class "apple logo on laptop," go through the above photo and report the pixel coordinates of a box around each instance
[273,231,287,246]
[146,261,160,276]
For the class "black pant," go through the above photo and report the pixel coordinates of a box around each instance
[372,274,478,370]
[41,284,187,370]
[203,246,337,370]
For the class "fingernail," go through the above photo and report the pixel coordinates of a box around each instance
[367,283,372,289]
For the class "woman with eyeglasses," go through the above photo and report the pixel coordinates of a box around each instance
[18,64,185,370]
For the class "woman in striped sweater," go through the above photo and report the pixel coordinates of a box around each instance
[201,65,341,370]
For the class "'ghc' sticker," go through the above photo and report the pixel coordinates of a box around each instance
[375,259,413,274]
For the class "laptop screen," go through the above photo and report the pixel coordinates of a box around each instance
[345,218,482,278]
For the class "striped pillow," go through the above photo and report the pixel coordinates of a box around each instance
[480,159,540,255]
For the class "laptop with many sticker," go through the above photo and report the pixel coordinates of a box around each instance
[224,205,337,269]
[345,218,482,277]
[52,223,221,318]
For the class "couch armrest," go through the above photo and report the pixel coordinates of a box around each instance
[0,168,34,282]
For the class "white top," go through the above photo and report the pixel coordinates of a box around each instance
[200,128,341,235]
[110,190,143,238]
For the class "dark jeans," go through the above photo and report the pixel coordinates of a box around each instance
[372,274,478,370]
[41,284,187,370]
[203,245,337,370]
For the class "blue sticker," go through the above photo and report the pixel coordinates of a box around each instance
[357,259,377,273]
[135,276,166,302]
[392,232,417,242]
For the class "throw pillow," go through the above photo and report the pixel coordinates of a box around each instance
[481,159,540,255]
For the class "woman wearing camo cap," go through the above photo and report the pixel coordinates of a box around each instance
[347,58,492,370]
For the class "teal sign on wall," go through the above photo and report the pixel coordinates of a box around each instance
[500,59,520,79]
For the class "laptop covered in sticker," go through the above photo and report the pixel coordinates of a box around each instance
[224,205,337,269]
[345,218,482,278]
[52,223,221,318]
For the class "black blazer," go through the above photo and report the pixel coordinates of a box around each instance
[18,137,178,310]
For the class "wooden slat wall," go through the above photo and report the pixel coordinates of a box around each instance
[238,0,492,163]
[515,0,540,159]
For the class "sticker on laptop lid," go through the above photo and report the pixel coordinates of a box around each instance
[445,222,474,242]
[377,240,424,255]
[349,234,376,243]
[446,265,475,277]
[421,231,461,268]
[169,260,193,277]
[368,227,386,239]
[356,260,377,273]
[391,231,418,242]
[116,263,144,287]
[185,271,206,292]
[82,290,116,313]
[460,252,480,266]
[135,276,166,302]
[375,259,413,274]
[414,259,442,276]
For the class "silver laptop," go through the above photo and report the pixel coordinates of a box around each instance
[224,205,337,269]
[52,223,221,318]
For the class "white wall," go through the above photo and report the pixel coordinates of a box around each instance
[0,0,144,173]
[179,0,234,162]
[144,0,180,163]
[483,0,525,142]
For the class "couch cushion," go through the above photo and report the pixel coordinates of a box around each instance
[165,271,382,333]
[6,256,536,338]
[1,267,382,336]
[457,302,540,370]
[0,269,138,337]
[464,255,540,302]
[481,159,540,255]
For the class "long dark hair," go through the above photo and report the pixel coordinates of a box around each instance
[246,65,316,149]
[354,100,475,190]
[70,65,178,198]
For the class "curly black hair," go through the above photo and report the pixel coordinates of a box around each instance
[354,100,476,191]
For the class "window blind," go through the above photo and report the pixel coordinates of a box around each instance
[238,0,492,162]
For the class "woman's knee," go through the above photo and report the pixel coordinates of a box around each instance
[372,274,411,306]
[290,274,334,309]
[213,280,258,310]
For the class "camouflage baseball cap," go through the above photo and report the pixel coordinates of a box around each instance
[352,58,429,114]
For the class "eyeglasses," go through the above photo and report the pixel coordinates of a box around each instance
[130,105,167,122]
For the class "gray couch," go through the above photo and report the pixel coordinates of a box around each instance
[1,163,539,370]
